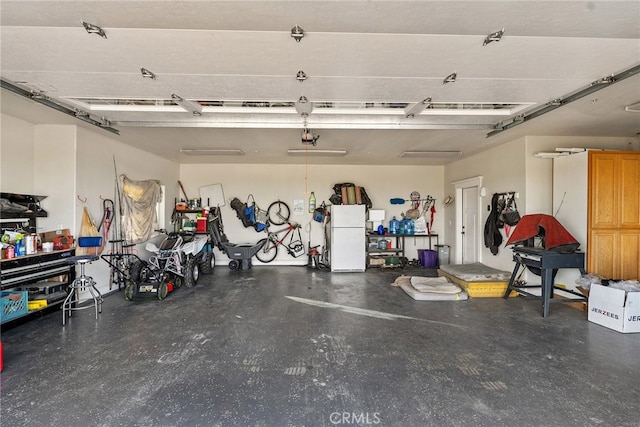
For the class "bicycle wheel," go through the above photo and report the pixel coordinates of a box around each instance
[255,238,278,263]
[266,200,290,225]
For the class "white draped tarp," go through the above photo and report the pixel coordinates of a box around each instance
[119,175,162,244]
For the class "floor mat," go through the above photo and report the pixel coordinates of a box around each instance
[392,275,468,301]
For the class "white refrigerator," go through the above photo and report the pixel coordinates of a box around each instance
[330,204,366,272]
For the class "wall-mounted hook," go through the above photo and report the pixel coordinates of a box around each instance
[77,195,87,204]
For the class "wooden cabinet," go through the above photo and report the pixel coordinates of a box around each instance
[588,151,640,279]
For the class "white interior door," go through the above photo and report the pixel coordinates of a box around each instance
[453,176,483,265]
[462,186,479,263]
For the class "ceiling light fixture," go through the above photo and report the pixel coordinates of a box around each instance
[399,151,462,158]
[625,101,640,112]
[291,25,304,42]
[171,93,203,116]
[296,70,308,82]
[405,97,432,118]
[534,152,571,159]
[443,72,457,84]
[180,149,245,156]
[140,68,156,80]
[483,28,505,46]
[288,149,346,157]
[81,21,107,39]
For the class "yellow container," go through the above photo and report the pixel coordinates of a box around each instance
[28,300,48,310]
[438,270,515,298]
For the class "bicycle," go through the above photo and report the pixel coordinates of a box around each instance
[265,200,291,226]
[101,240,138,291]
[255,201,305,263]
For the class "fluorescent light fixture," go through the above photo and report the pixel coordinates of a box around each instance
[625,101,640,112]
[534,152,570,159]
[180,149,245,156]
[555,148,586,153]
[399,151,462,158]
[287,149,347,157]
[171,93,203,116]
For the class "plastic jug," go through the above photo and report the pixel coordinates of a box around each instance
[389,217,400,234]
[405,217,415,235]
[309,192,316,213]
[15,238,25,256]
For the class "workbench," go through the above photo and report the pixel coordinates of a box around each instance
[503,246,587,317]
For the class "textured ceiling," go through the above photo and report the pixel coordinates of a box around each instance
[1,1,639,165]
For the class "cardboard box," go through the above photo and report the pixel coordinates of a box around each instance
[588,284,640,333]
[39,229,74,250]
[368,256,385,266]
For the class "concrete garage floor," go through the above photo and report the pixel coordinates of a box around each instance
[1,266,639,427]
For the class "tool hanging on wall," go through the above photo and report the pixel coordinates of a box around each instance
[389,195,435,206]
[178,180,189,201]
[98,197,114,250]
[390,193,437,233]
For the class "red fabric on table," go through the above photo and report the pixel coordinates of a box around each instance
[505,214,580,251]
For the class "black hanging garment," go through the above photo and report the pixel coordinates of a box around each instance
[484,193,503,255]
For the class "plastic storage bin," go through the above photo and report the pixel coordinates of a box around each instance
[1,291,29,323]
[418,249,438,268]
[436,244,450,265]
[78,236,102,247]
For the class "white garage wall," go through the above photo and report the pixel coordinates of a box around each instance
[179,163,444,265]
[34,125,77,233]
[73,127,180,292]
[1,113,36,193]
[445,135,639,275]
[444,138,527,272]
[1,116,180,297]
[4,108,639,291]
